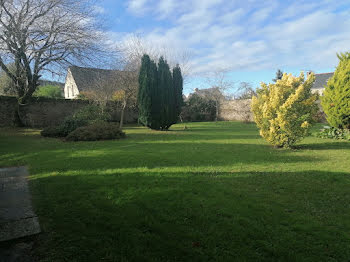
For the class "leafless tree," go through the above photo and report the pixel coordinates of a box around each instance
[113,70,138,129]
[236,82,256,99]
[116,34,193,82]
[0,0,105,124]
[111,35,192,128]
[204,69,235,121]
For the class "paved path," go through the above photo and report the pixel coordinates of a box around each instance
[0,167,41,262]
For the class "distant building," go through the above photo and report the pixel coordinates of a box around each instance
[309,72,334,95]
[192,87,226,100]
[64,66,123,99]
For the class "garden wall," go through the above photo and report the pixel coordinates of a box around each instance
[219,99,253,122]
[0,96,138,127]
[218,99,326,123]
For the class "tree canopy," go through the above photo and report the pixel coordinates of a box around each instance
[321,52,350,129]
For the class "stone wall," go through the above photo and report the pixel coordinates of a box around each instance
[0,96,137,127]
[218,99,326,123]
[219,99,253,122]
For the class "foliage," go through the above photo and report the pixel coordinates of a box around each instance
[252,72,318,148]
[66,122,125,141]
[321,52,350,129]
[41,105,110,138]
[0,63,23,96]
[138,54,158,129]
[76,91,95,100]
[316,126,350,140]
[273,69,284,82]
[73,104,110,123]
[138,55,183,130]
[181,94,216,122]
[34,85,64,98]
[173,65,184,123]
[40,126,65,138]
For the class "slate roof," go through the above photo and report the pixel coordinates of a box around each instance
[69,66,122,91]
[312,72,334,89]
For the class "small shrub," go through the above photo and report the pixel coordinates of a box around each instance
[66,122,125,141]
[251,72,318,148]
[58,117,88,136]
[316,126,350,140]
[41,105,111,138]
[40,126,63,138]
[181,94,216,122]
[73,104,110,122]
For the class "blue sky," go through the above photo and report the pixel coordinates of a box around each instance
[92,0,350,95]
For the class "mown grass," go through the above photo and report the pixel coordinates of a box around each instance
[1,121,350,261]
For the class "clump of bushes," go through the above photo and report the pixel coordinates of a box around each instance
[41,105,123,141]
[316,126,350,140]
[251,72,318,148]
[66,122,125,141]
[181,94,216,122]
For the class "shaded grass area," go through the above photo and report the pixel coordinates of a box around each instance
[0,121,350,261]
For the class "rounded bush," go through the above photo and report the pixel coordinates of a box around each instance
[251,72,318,148]
[66,122,125,141]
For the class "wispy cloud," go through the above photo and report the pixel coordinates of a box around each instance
[121,0,350,75]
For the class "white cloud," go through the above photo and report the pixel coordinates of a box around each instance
[93,5,106,14]
[127,0,149,15]
[121,0,350,75]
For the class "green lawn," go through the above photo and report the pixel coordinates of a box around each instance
[1,121,350,261]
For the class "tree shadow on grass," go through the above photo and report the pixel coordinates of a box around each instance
[295,141,350,150]
[30,169,350,262]
[4,142,322,175]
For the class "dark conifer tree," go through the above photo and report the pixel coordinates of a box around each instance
[273,69,284,82]
[138,54,152,127]
[138,54,183,130]
[173,65,183,124]
[157,57,173,130]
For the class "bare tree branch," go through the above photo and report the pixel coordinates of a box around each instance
[0,0,106,108]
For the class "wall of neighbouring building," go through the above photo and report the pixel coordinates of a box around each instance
[218,99,326,123]
[0,96,138,127]
[218,99,253,122]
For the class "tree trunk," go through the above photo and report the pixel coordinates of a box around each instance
[119,100,127,129]
[215,100,219,122]
[14,102,24,127]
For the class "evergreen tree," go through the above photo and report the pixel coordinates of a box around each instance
[149,59,160,129]
[273,69,284,82]
[138,54,183,130]
[138,55,153,127]
[157,57,173,130]
[173,65,183,123]
[321,53,350,129]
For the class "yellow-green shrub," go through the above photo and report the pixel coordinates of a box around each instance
[251,72,318,148]
[321,53,350,129]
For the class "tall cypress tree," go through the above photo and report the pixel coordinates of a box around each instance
[149,59,160,129]
[138,55,152,126]
[157,57,173,130]
[173,65,183,124]
[138,54,183,130]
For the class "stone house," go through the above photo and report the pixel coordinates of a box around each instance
[309,72,334,95]
[64,66,122,99]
